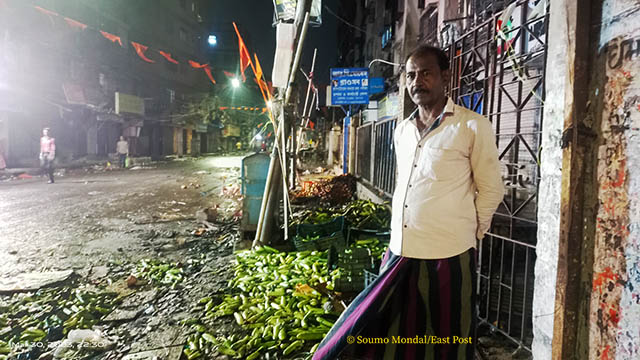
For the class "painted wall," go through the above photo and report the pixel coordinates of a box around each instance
[590,1,640,358]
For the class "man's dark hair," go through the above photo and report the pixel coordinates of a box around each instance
[405,45,450,71]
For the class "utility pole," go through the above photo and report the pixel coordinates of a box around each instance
[253,0,312,248]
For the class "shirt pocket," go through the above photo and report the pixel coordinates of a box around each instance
[419,147,468,181]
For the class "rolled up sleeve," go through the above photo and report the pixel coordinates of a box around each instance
[470,119,504,239]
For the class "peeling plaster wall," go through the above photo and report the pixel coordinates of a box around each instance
[531,2,565,358]
[590,0,640,359]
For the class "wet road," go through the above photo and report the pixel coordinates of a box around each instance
[0,155,244,278]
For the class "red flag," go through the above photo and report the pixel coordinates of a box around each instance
[223,71,235,78]
[232,22,252,81]
[64,17,87,30]
[203,66,216,84]
[219,106,229,110]
[309,120,315,129]
[189,60,208,69]
[100,31,123,47]
[34,6,58,25]
[158,50,179,64]
[131,42,155,63]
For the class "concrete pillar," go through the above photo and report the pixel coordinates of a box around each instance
[87,124,98,155]
[533,0,593,359]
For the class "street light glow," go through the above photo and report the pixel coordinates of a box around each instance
[231,78,240,88]
[207,35,217,46]
[267,100,272,108]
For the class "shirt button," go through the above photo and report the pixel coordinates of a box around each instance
[404,205,408,208]
[404,225,407,228]
[414,164,417,168]
[408,184,412,188]
[418,145,421,148]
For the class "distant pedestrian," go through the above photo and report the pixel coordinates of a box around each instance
[116,136,129,168]
[0,138,6,170]
[39,127,56,184]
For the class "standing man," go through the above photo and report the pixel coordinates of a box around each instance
[314,45,504,360]
[116,136,129,169]
[39,127,56,184]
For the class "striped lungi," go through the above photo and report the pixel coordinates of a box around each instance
[313,248,476,360]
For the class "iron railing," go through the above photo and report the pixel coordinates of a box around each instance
[356,123,373,183]
[372,118,397,197]
[446,0,548,352]
[355,118,397,198]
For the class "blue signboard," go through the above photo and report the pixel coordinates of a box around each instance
[368,77,385,95]
[330,68,369,105]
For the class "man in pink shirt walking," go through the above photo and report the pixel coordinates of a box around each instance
[40,127,56,184]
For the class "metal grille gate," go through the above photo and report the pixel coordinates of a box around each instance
[446,0,549,351]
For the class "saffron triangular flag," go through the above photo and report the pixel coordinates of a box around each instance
[158,50,179,64]
[33,6,58,25]
[131,42,155,63]
[188,60,208,69]
[254,53,263,81]
[232,22,252,82]
[223,71,235,78]
[64,17,87,30]
[100,31,123,47]
[203,66,216,85]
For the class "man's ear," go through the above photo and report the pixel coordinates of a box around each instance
[441,69,451,85]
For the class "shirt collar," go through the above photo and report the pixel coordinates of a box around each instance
[409,97,455,128]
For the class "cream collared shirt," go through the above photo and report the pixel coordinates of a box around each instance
[390,98,504,259]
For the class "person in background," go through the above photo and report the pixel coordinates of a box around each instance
[0,138,6,170]
[39,127,56,184]
[116,136,129,169]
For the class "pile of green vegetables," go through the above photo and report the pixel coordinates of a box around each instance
[0,287,121,358]
[342,200,390,230]
[135,259,186,287]
[290,200,390,231]
[182,246,338,360]
[352,238,387,261]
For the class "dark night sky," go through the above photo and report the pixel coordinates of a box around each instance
[207,0,338,85]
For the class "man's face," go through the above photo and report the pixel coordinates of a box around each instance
[43,129,49,136]
[405,53,448,107]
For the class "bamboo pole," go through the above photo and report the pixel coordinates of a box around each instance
[253,11,311,247]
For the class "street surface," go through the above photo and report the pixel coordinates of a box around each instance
[0,156,243,279]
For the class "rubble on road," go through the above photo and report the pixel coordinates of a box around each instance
[0,270,74,293]
[120,345,183,360]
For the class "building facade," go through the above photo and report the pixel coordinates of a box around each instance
[0,0,213,167]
